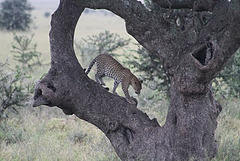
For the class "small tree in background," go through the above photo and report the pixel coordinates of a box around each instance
[215,49,240,98]
[75,31,130,67]
[12,34,42,72]
[124,45,171,98]
[0,60,27,119]
[0,34,42,120]
[0,0,33,31]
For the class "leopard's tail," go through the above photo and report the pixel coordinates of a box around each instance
[85,57,97,74]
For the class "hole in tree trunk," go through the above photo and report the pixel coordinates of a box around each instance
[192,43,213,66]
[192,46,208,65]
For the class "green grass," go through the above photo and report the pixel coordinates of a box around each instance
[0,106,121,161]
[213,99,240,161]
[0,99,240,160]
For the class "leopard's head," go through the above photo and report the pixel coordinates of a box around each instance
[131,77,143,95]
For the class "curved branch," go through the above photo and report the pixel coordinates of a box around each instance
[73,0,183,65]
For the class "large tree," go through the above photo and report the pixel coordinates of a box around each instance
[32,0,240,160]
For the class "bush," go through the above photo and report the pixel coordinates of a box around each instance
[0,121,25,144]
[12,34,42,72]
[124,45,171,98]
[75,30,130,67]
[0,34,42,119]
[68,130,87,143]
[215,49,240,98]
[0,0,33,31]
[0,60,29,119]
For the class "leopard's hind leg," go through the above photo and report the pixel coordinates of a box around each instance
[95,73,106,86]
[112,81,120,95]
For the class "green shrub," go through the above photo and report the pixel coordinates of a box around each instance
[215,49,240,98]
[68,130,87,143]
[0,34,42,119]
[75,30,130,67]
[0,121,25,144]
[214,99,240,161]
[124,45,171,98]
[0,60,29,119]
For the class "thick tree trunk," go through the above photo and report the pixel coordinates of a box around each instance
[165,82,221,160]
[33,0,240,160]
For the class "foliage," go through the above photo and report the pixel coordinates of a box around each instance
[0,120,25,144]
[124,45,171,98]
[213,99,240,160]
[0,34,42,119]
[68,130,87,143]
[0,60,29,119]
[12,34,42,72]
[75,30,130,66]
[0,106,120,160]
[0,0,33,31]
[214,49,240,98]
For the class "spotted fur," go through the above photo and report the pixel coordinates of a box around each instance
[85,54,142,104]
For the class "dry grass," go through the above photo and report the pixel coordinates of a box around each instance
[0,106,120,161]
[0,99,239,161]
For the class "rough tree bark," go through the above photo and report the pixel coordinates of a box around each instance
[33,0,240,160]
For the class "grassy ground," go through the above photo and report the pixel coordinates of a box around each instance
[0,99,239,161]
[0,107,120,161]
[0,5,239,161]
[213,99,240,161]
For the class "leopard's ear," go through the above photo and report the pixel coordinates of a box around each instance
[140,79,143,84]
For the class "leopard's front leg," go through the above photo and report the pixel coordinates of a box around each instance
[121,77,136,104]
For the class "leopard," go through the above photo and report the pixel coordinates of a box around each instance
[85,54,143,104]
